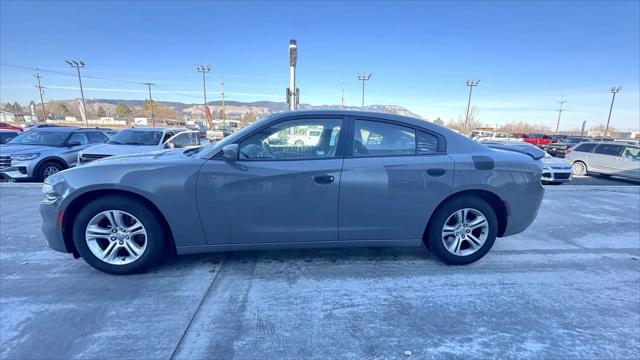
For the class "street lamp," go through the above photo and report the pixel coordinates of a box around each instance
[605,86,622,136]
[65,60,87,126]
[357,73,372,108]
[195,64,212,127]
[464,79,480,132]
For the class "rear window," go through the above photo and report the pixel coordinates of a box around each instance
[593,144,623,156]
[574,143,597,152]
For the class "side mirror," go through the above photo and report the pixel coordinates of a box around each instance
[222,144,239,161]
[68,141,81,147]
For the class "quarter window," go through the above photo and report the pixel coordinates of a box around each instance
[593,144,623,156]
[239,118,342,160]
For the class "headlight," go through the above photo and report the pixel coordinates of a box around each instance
[42,173,65,203]
[12,153,40,161]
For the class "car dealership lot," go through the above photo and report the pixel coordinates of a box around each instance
[1,185,639,359]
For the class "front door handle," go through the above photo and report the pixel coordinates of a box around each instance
[313,175,335,184]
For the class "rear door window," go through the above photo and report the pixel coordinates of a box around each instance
[593,144,623,156]
[574,143,597,152]
[353,120,415,157]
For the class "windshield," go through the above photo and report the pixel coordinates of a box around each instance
[7,130,69,146]
[108,129,163,145]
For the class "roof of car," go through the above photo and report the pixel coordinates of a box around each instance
[124,127,187,132]
[27,126,110,132]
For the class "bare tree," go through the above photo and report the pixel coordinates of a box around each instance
[447,106,483,132]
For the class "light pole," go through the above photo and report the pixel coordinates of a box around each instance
[287,40,299,111]
[555,95,566,134]
[195,64,212,127]
[464,79,480,132]
[357,73,372,108]
[65,60,87,126]
[605,86,622,136]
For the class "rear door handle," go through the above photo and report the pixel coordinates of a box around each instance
[426,168,446,177]
[313,175,335,184]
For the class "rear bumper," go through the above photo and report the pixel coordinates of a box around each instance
[39,201,70,253]
[502,181,545,237]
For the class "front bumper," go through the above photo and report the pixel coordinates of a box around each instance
[0,161,34,179]
[541,169,573,183]
[39,201,70,253]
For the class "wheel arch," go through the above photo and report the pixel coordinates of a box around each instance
[423,189,508,242]
[61,189,176,257]
[36,156,68,171]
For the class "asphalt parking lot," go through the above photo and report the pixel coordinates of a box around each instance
[1,185,639,359]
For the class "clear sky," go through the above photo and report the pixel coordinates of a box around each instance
[1,0,639,130]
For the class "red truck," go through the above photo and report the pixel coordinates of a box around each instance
[515,133,552,148]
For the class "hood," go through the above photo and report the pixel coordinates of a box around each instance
[80,148,188,167]
[82,143,159,156]
[0,144,59,155]
[542,156,571,167]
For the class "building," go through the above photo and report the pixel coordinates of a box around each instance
[0,111,17,122]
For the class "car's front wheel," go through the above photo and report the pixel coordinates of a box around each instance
[72,195,166,274]
[426,196,498,265]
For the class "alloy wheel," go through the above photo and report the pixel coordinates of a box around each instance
[85,210,147,265]
[441,208,489,256]
[43,165,60,178]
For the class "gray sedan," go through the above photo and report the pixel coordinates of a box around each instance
[39,111,545,274]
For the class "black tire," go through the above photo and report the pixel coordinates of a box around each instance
[72,195,166,274]
[598,173,612,178]
[571,161,587,176]
[426,196,498,265]
[36,161,63,182]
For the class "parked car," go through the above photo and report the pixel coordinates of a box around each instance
[25,124,62,131]
[78,128,200,164]
[40,110,545,274]
[0,122,22,131]
[475,131,520,142]
[548,134,566,142]
[479,140,570,184]
[0,129,21,144]
[565,141,640,180]
[546,136,589,158]
[0,127,113,181]
[516,133,552,148]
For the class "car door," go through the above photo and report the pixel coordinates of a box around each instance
[587,143,624,174]
[63,131,92,166]
[617,146,640,179]
[339,118,454,241]
[197,116,346,245]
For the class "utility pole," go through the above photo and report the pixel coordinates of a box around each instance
[144,82,155,126]
[195,64,212,127]
[65,60,87,126]
[220,76,225,127]
[580,120,587,136]
[341,83,345,109]
[605,86,622,136]
[464,79,480,132]
[34,70,46,123]
[357,73,372,108]
[555,95,566,134]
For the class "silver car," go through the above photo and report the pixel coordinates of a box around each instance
[78,127,200,163]
[39,111,545,274]
[0,127,113,181]
[566,141,640,181]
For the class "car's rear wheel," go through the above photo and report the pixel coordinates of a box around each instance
[37,161,63,181]
[572,161,587,176]
[72,195,166,274]
[426,196,498,265]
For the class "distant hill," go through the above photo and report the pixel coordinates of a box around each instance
[37,98,424,120]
